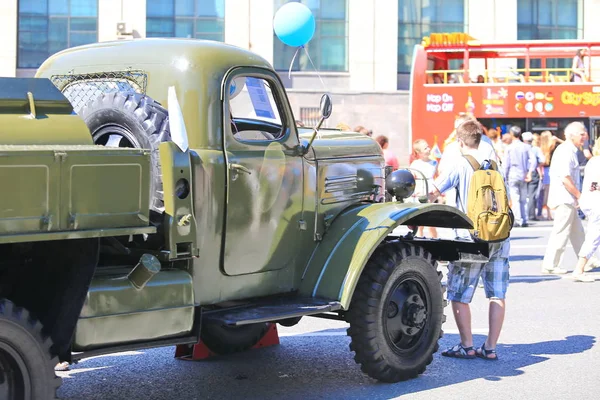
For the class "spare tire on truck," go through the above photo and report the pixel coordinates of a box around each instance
[79,92,171,213]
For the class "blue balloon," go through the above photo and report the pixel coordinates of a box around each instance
[273,2,316,47]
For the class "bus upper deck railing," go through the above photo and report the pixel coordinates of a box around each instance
[426,68,596,84]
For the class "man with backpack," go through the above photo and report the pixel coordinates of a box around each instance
[428,119,512,361]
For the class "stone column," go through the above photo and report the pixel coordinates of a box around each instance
[0,0,18,77]
[224,0,250,49]
[249,0,274,65]
[584,0,600,80]
[348,0,398,91]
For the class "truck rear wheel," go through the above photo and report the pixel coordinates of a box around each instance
[345,242,445,383]
[79,92,171,213]
[200,322,270,355]
[0,299,61,400]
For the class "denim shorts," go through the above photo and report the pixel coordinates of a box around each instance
[446,240,511,303]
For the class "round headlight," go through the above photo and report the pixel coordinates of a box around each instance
[385,169,415,200]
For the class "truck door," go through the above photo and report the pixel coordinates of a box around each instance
[221,69,304,276]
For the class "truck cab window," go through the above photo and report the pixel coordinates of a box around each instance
[228,76,285,142]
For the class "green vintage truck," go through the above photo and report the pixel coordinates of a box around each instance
[0,38,486,399]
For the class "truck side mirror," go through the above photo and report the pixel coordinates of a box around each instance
[303,94,332,154]
[320,93,332,119]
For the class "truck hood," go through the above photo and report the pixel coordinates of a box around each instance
[298,129,383,161]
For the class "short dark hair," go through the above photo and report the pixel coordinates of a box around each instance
[457,120,482,148]
[375,135,388,147]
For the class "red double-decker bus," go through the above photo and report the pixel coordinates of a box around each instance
[410,33,600,155]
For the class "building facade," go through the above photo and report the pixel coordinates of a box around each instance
[1,0,599,163]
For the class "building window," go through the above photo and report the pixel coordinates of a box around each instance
[517,0,583,70]
[397,0,466,74]
[273,0,348,72]
[18,0,98,69]
[146,0,225,41]
[517,0,582,40]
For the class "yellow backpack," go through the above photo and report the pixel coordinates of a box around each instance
[463,155,514,242]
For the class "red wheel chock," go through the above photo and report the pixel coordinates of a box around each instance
[175,323,280,361]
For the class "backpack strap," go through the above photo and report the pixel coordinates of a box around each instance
[463,154,480,171]
[489,160,499,171]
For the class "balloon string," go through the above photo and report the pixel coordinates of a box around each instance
[303,45,328,93]
[288,46,301,79]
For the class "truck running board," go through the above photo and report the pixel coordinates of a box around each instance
[203,298,343,326]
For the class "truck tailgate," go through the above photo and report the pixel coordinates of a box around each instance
[0,145,155,243]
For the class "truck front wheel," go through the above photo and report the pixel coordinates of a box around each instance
[346,242,445,383]
[0,299,61,400]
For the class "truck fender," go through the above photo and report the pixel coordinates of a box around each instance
[299,202,473,309]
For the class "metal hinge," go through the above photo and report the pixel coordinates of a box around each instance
[298,219,307,231]
[54,151,67,162]
[68,213,78,229]
[40,215,53,231]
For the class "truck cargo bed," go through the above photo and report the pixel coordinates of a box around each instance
[0,144,155,243]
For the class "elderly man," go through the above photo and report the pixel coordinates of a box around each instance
[542,121,598,274]
[504,126,536,227]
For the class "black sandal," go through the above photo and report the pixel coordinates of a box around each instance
[441,343,476,359]
[476,343,499,361]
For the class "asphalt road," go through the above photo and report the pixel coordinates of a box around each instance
[56,221,600,399]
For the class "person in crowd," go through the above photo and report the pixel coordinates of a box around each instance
[574,132,593,220]
[523,132,545,221]
[354,125,373,137]
[409,139,438,238]
[537,131,562,220]
[375,135,399,171]
[486,127,507,164]
[503,126,536,227]
[571,140,600,282]
[541,122,599,274]
[428,120,510,361]
[336,122,352,131]
[571,48,589,82]
[502,131,513,147]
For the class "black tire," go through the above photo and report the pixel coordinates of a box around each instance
[0,299,61,400]
[200,322,270,355]
[345,242,446,383]
[79,92,171,213]
[278,316,302,327]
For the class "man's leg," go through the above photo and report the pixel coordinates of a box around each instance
[518,181,529,226]
[452,301,474,348]
[486,299,506,351]
[509,181,522,225]
[442,261,482,357]
[480,241,510,358]
[569,206,586,254]
[527,181,539,220]
[542,204,575,272]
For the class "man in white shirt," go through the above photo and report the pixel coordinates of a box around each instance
[542,121,596,274]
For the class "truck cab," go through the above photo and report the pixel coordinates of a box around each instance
[0,38,486,399]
